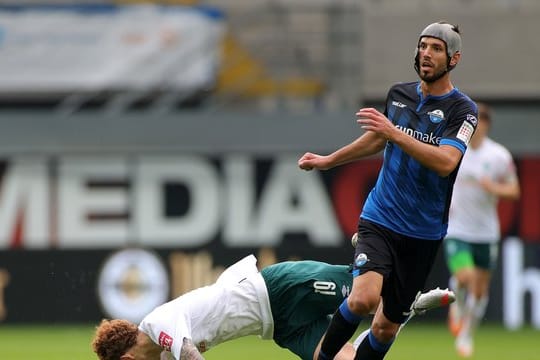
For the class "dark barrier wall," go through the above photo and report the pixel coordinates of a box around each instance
[0,248,349,324]
[0,242,538,328]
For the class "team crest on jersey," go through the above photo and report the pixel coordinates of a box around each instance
[428,109,445,124]
[158,331,173,352]
[466,113,478,126]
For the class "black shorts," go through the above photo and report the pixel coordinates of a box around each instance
[353,219,442,324]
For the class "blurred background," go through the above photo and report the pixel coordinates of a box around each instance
[0,0,539,339]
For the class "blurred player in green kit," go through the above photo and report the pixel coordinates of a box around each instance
[445,102,520,357]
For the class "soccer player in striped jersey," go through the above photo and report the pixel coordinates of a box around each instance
[298,21,477,360]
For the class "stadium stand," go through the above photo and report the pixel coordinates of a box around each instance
[1,0,540,112]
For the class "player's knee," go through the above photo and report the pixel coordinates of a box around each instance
[370,320,399,343]
[347,292,379,315]
[471,286,486,299]
[455,268,473,284]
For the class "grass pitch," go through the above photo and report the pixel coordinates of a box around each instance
[0,323,537,360]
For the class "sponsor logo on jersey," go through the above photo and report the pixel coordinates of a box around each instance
[392,101,407,108]
[395,124,441,145]
[466,113,478,126]
[457,121,474,145]
[428,109,445,124]
[159,331,173,352]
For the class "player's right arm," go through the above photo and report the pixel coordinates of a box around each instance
[179,338,204,360]
[298,131,386,171]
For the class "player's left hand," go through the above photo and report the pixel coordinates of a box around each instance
[356,108,395,140]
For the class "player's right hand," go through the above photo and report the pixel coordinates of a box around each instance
[298,152,319,170]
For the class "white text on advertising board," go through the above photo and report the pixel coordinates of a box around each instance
[0,155,341,248]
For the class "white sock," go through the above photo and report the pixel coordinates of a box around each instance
[449,276,466,317]
[472,295,488,319]
[460,294,487,338]
[353,328,370,350]
[467,295,488,334]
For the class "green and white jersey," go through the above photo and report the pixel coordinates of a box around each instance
[446,137,518,243]
[139,255,273,359]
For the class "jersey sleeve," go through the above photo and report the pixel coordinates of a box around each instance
[139,301,190,360]
[439,100,478,153]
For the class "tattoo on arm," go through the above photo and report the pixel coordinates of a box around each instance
[180,338,204,360]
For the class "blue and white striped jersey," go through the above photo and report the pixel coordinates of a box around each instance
[361,81,478,240]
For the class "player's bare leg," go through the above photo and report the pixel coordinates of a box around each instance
[455,268,490,358]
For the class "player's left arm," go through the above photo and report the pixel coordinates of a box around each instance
[479,156,521,200]
[480,176,520,199]
[387,136,463,177]
[392,101,478,177]
[357,107,465,177]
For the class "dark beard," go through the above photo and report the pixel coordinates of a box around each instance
[419,67,448,83]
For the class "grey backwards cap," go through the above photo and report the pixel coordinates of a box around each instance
[418,22,461,58]
[414,22,461,75]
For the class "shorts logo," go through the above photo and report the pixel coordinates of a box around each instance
[342,285,351,298]
[158,331,173,352]
[428,109,445,124]
[355,253,369,267]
